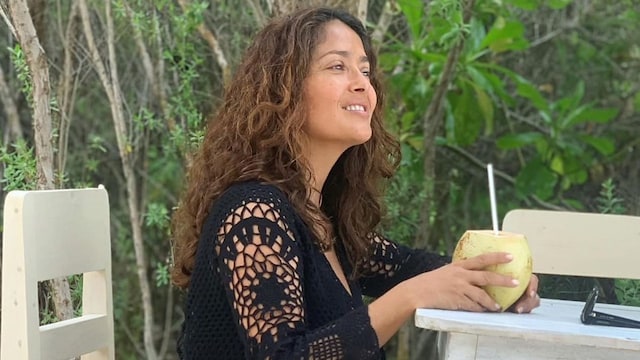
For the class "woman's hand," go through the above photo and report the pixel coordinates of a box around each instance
[403,252,520,312]
[508,274,540,314]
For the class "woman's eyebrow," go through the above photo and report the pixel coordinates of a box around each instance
[317,50,369,63]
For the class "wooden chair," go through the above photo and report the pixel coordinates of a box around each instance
[1,186,115,359]
[502,209,640,279]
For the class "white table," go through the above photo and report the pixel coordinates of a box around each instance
[415,298,640,359]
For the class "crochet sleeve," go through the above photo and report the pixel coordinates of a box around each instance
[215,199,379,359]
[358,233,451,298]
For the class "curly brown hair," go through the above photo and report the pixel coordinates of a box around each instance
[171,6,401,289]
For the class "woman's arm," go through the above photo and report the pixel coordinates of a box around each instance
[216,200,380,359]
[366,252,521,346]
[358,233,450,297]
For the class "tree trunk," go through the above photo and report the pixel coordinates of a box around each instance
[78,0,158,358]
[417,0,476,251]
[9,0,75,323]
[412,2,476,358]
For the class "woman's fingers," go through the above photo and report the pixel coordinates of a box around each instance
[465,285,502,312]
[457,252,514,270]
[509,274,541,313]
[470,269,520,288]
[526,273,540,297]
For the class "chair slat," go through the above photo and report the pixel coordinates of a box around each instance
[40,315,110,360]
[502,209,640,279]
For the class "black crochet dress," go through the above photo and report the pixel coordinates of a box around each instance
[178,181,449,359]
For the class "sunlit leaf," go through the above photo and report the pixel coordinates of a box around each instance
[550,155,564,174]
[471,85,495,135]
[406,135,424,151]
[480,18,529,53]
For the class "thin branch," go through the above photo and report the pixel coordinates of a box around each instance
[247,0,267,28]
[78,0,158,358]
[157,285,175,360]
[357,0,368,25]
[444,144,566,211]
[177,0,230,83]
[0,3,18,39]
[371,0,397,47]
[55,0,80,186]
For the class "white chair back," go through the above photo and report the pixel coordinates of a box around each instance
[1,187,115,359]
[502,209,640,279]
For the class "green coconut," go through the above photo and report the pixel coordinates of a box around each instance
[452,230,533,311]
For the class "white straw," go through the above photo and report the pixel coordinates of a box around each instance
[487,163,499,235]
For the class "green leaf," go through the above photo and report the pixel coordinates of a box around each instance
[398,0,424,40]
[452,86,482,146]
[580,135,616,156]
[467,66,514,105]
[555,81,584,114]
[515,159,558,200]
[510,0,540,10]
[567,108,619,126]
[565,169,588,185]
[406,135,424,151]
[480,18,529,53]
[515,78,548,111]
[467,18,487,53]
[496,132,544,149]
[560,104,589,129]
[547,0,573,10]
[550,155,564,174]
[472,85,495,135]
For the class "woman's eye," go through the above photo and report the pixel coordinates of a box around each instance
[331,64,344,71]
[362,70,371,77]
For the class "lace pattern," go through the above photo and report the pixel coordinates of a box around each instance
[216,202,304,348]
[178,181,447,359]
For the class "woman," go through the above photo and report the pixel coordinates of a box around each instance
[171,6,539,359]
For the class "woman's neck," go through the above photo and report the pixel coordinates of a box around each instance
[304,145,344,207]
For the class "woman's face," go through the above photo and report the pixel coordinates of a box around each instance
[302,20,377,153]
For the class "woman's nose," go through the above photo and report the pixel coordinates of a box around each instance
[350,72,368,92]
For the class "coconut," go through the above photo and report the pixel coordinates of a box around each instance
[452,230,533,311]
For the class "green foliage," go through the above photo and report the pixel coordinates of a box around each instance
[145,202,170,228]
[498,80,618,200]
[597,178,626,215]
[7,44,32,104]
[0,140,38,191]
[155,261,171,287]
[595,179,640,307]
[382,144,428,247]
[616,279,640,307]
[510,0,575,10]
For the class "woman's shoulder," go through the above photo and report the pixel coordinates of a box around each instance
[208,180,296,222]
[219,180,290,205]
